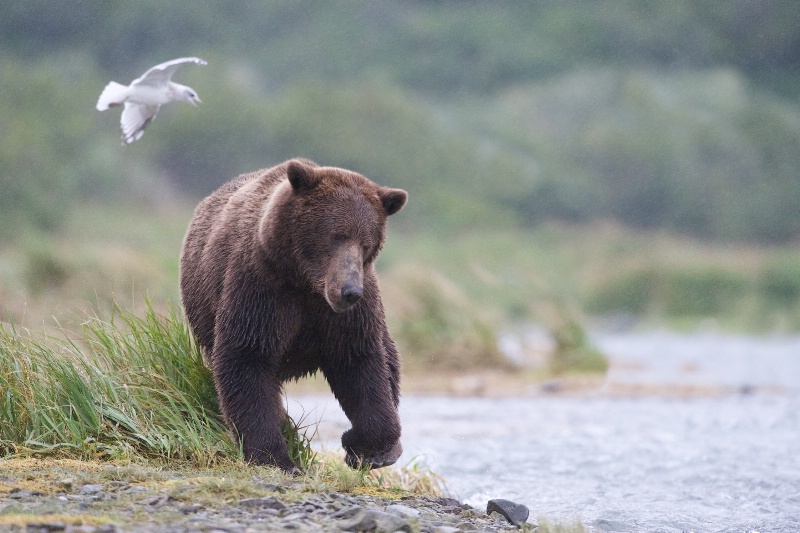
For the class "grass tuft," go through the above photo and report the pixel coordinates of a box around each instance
[282,407,319,471]
[0,302,236,464]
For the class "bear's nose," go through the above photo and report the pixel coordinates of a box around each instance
[341,283,363,306]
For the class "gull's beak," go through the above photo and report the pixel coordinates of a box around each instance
[191,96,201,107]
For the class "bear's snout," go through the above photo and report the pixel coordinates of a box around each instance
[325,243,365,313]
[341,281,363,306]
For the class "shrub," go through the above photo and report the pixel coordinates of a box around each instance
[382,265,509,372]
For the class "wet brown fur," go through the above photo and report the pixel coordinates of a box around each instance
[179,159,407,471]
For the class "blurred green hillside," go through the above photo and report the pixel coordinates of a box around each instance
[2,1,800,336]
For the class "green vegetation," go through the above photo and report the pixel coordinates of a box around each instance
[0,303,442,495]
[2,2,800,241]
[381,225,800,334]
[0,304,230,463]
[382,264,508,373]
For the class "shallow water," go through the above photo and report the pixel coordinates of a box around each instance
[288,333,800,532]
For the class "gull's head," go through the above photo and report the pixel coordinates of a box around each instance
[180,86,202,107]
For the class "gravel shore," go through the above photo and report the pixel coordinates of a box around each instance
[0,460,530,532]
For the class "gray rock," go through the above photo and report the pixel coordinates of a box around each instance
[65,526,99,533]
[385,503,421,519]
[338,508,414,533]
[332,505,364,519]
[26,522,66,532]
[432,527,461,533]
[253,480,285,493]
[238,495,286,511]
[121,485,148,494]
[255,508,281,518]
[432,497,462,508]
[486,499,530,527]
[79,484,104,495]
[141,495,171,510]
[181,503,204,514]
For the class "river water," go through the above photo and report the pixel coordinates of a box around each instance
[288,332,800,532]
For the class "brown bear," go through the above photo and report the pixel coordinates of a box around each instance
[179,158,407,472]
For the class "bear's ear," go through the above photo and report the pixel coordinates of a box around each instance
[287,160,321,191]
[377,187,408,216]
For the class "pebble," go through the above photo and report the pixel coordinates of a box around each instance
[238,495,286,510]
[385,503,421,518]
[79,484,105,495]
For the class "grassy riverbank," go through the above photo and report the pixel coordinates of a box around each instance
[0,306,588,531]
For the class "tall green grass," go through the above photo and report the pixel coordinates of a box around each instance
[0,304,235,464]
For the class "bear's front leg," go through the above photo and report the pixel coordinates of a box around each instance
[212,349,296,472]
[209,283,304,473]
[323,352,402,470]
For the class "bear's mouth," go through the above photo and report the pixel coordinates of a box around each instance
[325,293,361,313]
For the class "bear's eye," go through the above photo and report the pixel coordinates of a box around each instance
[331,234,348,246]
[362,244,373,261]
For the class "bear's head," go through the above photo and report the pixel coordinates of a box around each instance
[267,159,407,313]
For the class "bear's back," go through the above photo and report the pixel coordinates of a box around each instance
[179,160,315,354]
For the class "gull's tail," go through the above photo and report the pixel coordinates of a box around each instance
[96,81,127,111]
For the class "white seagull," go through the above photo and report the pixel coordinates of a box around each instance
[96,57,207,145]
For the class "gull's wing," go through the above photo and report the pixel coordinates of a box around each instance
[131,57,207,88]
[120,102,159,144]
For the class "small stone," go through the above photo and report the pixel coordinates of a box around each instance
[27,522,66,532]
[238,496,286,511]
[432,497,462,508]
[79,484,104,495]
[338,509,414,533]
[540,379,564,394]
[385,503,421,519]
[255,481,286,493]
[459,508,481,519]
[144,495,172,509]
[181,503,204,514]
[66,526,98,533]
[486,499,530,527]
[332,505,364,519]
[432,527,460,533]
